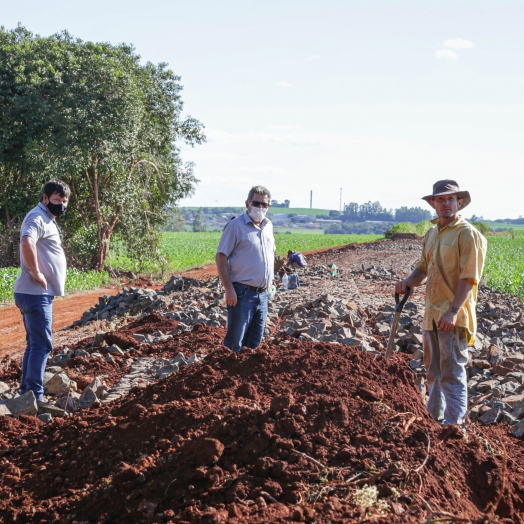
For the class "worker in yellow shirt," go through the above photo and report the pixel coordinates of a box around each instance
[396,180,487,430]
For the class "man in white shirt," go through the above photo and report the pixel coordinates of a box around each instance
[14,179,70,401]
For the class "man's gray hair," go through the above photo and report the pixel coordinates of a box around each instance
[247,185,271,201]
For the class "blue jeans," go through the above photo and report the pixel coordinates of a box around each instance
[423,323,469,425]
[224,283,268,352]
[14,293,54,401]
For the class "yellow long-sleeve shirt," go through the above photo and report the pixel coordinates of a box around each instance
[415,215,487,345]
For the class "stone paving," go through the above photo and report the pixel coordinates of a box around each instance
[2,239,524,437]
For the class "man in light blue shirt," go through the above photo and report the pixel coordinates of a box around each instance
[14,179,70,401]
[216,185,275,352]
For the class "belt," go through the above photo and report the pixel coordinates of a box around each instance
[233,282,267,293]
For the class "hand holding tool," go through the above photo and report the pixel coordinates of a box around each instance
[385,286,411,359]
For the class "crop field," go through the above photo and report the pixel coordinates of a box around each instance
[484,231,524,299]
[0,268,110,303]
[157,232,382,272]
[2,231,522,302]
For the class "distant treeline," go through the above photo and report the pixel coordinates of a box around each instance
[471,215,524,225]
[317,202,433,224]
[325,222,389,235]
[342,201,433,223]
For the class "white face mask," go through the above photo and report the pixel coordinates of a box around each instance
[249,206,267,223]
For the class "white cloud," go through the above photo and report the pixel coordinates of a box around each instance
[268,125,302,132]
[435,49,458,60]
[308,54,320,60]
[443,38,475,49]
[277,81,292,87]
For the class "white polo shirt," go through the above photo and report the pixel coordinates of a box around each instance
[14,203,67,296]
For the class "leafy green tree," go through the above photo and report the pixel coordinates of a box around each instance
[0,25,57,265]
[192,208,206,232]
[471,221,490,235]
[164,214,186,232]
[395,206,432,223]
[0,25,205,269]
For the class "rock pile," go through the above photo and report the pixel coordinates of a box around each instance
[2,237,524,521]
[67,261,524,437]
[74,275,219,326]
[0,321,207,423]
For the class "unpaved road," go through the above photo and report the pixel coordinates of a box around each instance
[0,241,419,360]
[0,289,116,360]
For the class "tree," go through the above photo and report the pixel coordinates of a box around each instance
[0,26,58,265]
[342,201,393,222]
[269,199,291,208]
[395,206,432,223]
[0,25,205,269]
[192,208,206,232]
[471,221,490,235]
[343,202,360,221]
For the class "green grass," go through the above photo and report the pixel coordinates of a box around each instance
[3,230,522,302]
[484,231,524,299]
[0,268,111,303]
[385,221,434,238]
[109,232,382,273]
[161,232,381,271]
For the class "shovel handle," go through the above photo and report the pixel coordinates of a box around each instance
[395,286,411,313]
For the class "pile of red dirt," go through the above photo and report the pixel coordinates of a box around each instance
[1,322,523,523]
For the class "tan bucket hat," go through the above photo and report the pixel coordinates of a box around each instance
[422,179,471,209]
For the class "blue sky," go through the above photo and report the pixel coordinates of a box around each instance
[3,0,523,218]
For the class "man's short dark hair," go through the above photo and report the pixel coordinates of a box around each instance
[41,179,71,201]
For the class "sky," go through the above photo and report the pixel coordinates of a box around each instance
[3,0,524,219]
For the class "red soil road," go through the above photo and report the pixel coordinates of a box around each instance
[0,289,116,360]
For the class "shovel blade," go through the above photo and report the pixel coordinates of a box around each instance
[385,312,401,359]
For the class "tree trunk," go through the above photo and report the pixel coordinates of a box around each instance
[96,226,113,271]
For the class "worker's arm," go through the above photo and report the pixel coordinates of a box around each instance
[216,253,237,307]
[438,278,475,332]
[20,237,47,290]
[395,268,427,295]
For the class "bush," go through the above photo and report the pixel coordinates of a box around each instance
[384,221,433,239]
[471,221,490,235]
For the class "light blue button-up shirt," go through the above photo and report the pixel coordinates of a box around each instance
[217,212,275,288]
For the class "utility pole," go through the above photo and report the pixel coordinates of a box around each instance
[340,188,342,213]
[310,190,312,209]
